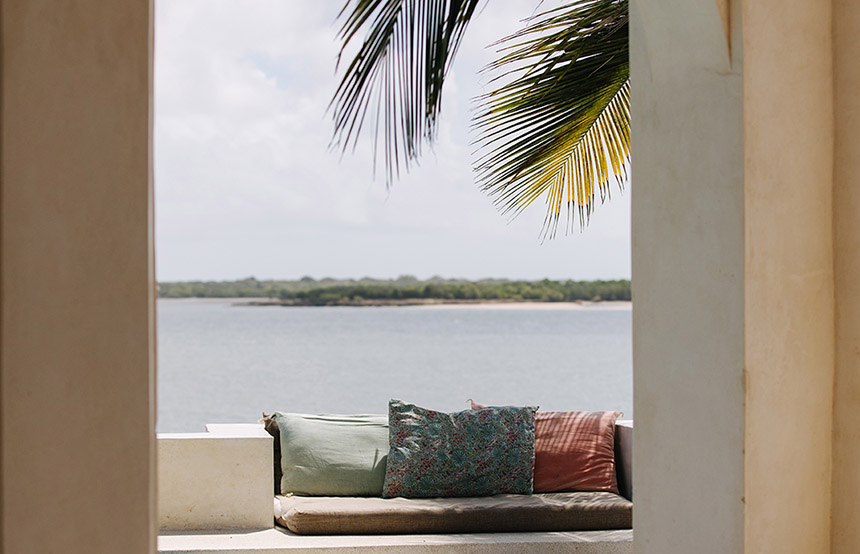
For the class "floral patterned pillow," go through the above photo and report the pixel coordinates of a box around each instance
[382,399,536,498]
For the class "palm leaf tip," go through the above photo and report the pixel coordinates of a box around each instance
[330,0,482,184]
[473,0,630,239]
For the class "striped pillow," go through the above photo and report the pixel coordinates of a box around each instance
[471,401,621,494]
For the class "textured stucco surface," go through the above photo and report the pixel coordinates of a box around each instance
[742,1,835,552]
[832,1,860,552]
[0,1,155,553]
[633,0,860,551]
[631,1,744,553]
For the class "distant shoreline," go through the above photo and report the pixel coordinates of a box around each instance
[157,277,631,306]
[158,297,631,310]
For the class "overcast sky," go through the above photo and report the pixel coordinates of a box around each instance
[154,0,631,282]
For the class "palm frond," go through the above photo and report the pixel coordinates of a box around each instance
[331,0,481,182]
[473,0,629,239]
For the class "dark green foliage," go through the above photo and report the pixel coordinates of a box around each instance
[157,276,631,305]
[474,0,629,237]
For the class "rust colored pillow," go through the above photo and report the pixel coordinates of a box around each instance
[470,401,621,494]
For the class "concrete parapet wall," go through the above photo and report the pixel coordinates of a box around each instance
[614,421,633,501]
[158,424,274,530]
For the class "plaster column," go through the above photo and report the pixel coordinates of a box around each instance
[742,1,835,551]
[634,0,841,552]
[0,1,156,553]
[832,1,860,551]
[631,1,745,552]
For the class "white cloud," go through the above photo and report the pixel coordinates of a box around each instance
[154,0,631,281]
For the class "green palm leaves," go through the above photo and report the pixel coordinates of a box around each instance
[331,0,629,236]
[475,0,629,237]
[331,0,481,180]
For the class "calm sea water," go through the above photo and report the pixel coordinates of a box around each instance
[156,299,633,433]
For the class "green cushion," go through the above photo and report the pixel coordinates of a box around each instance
[273,412,389,496]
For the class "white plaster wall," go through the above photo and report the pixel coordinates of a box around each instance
[631,0,745,552]
[158,427,274,530]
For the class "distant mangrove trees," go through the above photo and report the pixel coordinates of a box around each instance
[157,276,631,306]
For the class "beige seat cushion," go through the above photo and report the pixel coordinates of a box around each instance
[274,492,632,535]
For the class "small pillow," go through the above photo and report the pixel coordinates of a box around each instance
[272,412,389,496]
[382,399,536,498]
[471,401,621,494]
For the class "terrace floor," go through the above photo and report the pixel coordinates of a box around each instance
[158,528,633,554]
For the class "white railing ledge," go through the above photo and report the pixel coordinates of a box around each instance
[158,426,273,531]
[204,423,271,437]
[158,424,269,441]
[158,528,633,554]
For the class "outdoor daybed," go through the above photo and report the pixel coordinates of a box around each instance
[263,401,633,536]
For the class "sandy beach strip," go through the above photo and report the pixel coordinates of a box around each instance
[410,300,631,311]
[159,297,631,310]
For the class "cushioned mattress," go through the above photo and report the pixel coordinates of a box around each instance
[274,492,632,535]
